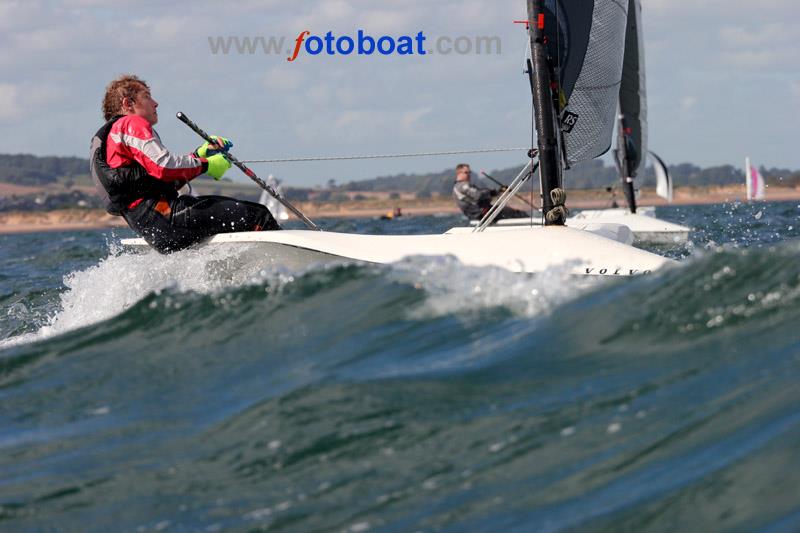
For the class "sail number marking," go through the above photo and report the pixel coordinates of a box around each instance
[561,111,579,132]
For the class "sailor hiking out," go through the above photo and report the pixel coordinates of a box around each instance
[452,163,526,221]
[90,74,281,254]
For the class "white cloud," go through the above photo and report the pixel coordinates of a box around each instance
[719,25,776,47]
[356,9,418,35]
[0,1,45,32]
[0,81,70,124]
[718,23,799,68]
[0,83,20,121]
[400,106,433,130]
[335,109,383,129]
[649,0,799,17]
[317,1,357,23]
[721,50,774,69]
[130,17,191,45]
[680,96,697,113]
[790,80,800,98]
[304,85,333,107]
[263,67,305,91]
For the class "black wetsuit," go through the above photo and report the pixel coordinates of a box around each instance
[90,115,280,254]
[452,180,527,221]
[122,195,281,254]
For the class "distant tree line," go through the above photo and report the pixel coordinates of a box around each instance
[2,153,799,198]
[0,190,103,212]
[333,160,800,193]
[337,169,455,196]
[0,154,89,185]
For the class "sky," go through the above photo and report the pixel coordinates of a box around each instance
[1,0,798,186]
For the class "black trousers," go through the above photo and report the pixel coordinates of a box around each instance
[472,205,529,221]
[493,206,529,221]
[123,195,281,254]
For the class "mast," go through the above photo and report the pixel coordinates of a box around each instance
[616,110,638,213]
[616,0,646,214]
[527,0,565,226]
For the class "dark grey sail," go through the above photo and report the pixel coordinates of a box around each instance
[617,0,647,178]
[541,0,629,167]
[613,0,646,212]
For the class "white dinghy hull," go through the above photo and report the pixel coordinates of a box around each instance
[568,208,690,244]
[468,207,690,244]
[121,226,674,276]
[448,222,635,245]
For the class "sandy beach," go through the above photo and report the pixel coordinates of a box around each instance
[0,209,126,234]
[1,185,798,235]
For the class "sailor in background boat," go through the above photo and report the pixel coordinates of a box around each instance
[606,186,620,208]
[380,207,403,220]
[90,75,281,254]
[452,163,526,221]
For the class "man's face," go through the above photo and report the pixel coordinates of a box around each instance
[457,167,472,181]
[127,88,159,125]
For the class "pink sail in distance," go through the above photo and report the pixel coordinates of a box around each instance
[745,157,765,201]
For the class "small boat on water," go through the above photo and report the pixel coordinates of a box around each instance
[604,0,690,244]
[124,0,676,276]
[466,205,689,245]
[463,0,689,245]
[258,174,289,221]
[568,207,689,244]
[745,157,766,201]
[122,224,667,275]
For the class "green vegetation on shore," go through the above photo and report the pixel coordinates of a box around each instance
[0,154,88,186]
[2,153,799,213]
[337,159,800,196]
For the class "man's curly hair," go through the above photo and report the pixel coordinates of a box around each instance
[102,74,150,121]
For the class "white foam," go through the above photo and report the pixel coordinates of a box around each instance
[2,243,292,349]
[3,245,601,350]
[388,255,599,319]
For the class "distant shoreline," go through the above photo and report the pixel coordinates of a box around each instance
[2,185,798,235]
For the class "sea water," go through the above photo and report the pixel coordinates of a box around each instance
[1,202,799,531]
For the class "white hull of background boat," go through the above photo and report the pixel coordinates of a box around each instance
[448,222,634,245]
[569,208,690,244]
[121,226,674,276]
[469,207,690,244]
